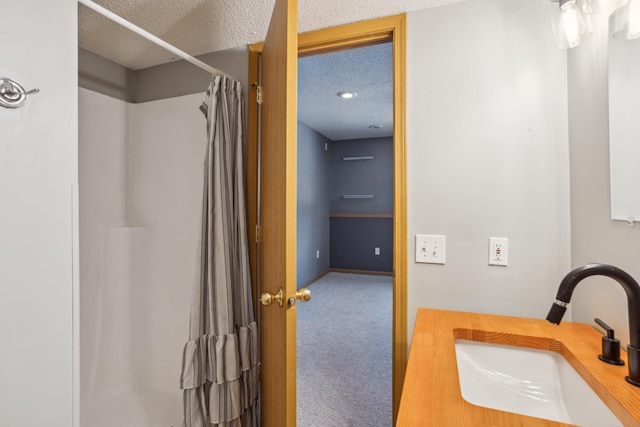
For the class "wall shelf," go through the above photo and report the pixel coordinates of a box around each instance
[342,155,375,161]
[330,213,393,218]
[342,194,374,199]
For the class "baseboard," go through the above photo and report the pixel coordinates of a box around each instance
[299,269,331,288]
[329,268,393,277]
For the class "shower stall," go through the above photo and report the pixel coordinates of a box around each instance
[79,88,207,426]
[77,0,258,423]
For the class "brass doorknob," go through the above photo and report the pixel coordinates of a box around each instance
[261,287,284,306]
[295,288,312,302]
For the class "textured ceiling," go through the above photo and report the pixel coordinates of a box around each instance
[78,0,465,70]
[78,0,464,141]
[298,43,393,141]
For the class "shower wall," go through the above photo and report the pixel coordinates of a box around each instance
[79,88,207,426]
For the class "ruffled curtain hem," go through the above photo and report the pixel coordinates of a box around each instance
[183,395,259,427]
[210,398,259,427]
[181,322,259,424]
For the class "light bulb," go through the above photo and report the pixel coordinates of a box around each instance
[581,0,602,14]
[627,0,640,39]
[559,0,577,10]
[337,91,356,99]
[549,0,591,49]
[561,5,581,48]
[612,0,640,40]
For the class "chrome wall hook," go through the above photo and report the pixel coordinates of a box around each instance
[0,77,39,109]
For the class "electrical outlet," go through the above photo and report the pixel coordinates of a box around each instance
[415,234,446,264]
[489,237,508,266]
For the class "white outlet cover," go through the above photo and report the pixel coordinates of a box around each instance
[416,234,446,264]
[489,237,508,266]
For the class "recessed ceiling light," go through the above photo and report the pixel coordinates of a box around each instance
[337,91,356,99]
[368,124,383,129]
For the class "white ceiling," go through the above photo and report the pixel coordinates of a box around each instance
[78,0,464,70]
[79,0,464,141]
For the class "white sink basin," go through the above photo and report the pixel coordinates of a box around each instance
[454,339,623,426]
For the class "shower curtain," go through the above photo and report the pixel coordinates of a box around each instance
[180,76,259,427]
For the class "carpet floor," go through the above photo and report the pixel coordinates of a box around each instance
[296,272,393,427]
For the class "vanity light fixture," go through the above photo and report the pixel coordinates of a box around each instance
[337,91,356,99]
[612,0,640,40]
[549,0,594,49]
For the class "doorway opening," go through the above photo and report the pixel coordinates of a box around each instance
[246,13,407,423]
[296,42,394,426]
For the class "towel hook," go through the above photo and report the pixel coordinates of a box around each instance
[0,77,39,109]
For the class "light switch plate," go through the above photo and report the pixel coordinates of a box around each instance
[415,234,446,264]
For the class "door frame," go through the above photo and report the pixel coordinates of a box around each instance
[247,14,407,420]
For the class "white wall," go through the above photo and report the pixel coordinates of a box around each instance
[79,89,206,426]
[0,0,77,425]
[406,0,571,339]
[568,1,640,347]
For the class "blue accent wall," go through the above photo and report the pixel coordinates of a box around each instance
[330,137,394,272]
[297,122,331,287]
[297,133,394,280]
[330,137,394,214]
[330,217,393,272]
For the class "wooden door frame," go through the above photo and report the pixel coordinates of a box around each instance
[247,14,407,420]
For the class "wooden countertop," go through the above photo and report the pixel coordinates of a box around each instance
[396,309,640,427]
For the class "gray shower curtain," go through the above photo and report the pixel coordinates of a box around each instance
[180,76,259,427]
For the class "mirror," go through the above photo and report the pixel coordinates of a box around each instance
[608,11,640,221]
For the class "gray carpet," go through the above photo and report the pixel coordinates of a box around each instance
[296,272,393,427]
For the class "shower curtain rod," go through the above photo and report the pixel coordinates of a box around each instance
[78,0,231,78]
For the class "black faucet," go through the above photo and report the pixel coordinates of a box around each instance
[545,263,640,387]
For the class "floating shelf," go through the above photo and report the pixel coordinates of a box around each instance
[342,194,374,199]
[330,213,393,218]
[342,155,374,161]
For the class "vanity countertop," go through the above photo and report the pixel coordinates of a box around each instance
[396,309,640,426]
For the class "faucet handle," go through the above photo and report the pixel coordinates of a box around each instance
[594,318,625,366]
[594,318,616,339]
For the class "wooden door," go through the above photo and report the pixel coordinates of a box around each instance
[258,0,298,425]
